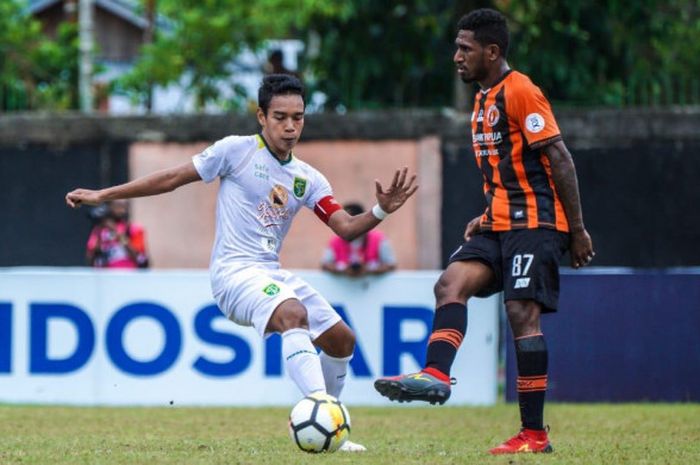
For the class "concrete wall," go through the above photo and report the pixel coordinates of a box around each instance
[128,138,441,270]
[1,108,699,268]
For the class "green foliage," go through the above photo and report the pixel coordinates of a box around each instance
[304,0,460,110]
[305,0,700,108]
[498,0,700,106]
[0,0,79,111]
[116,0,353,110]
[3,0,699,111]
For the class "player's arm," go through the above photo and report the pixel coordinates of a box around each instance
[543,140,595,268]
[65,161,201,208]
[366,263,396,275]
[320,248,345,274]
[325,167,418,241]
[464,215,482,241]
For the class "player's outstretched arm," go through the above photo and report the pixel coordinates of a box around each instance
[544,141,595,268]
[327,167,418,241]
[65,161,201,208]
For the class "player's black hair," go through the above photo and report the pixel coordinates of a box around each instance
[343,202,365,217]
[258,74,305,114]
[457,8,509,58]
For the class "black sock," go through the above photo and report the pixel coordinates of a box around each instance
[425,302,467,377]
[515,334,548,430]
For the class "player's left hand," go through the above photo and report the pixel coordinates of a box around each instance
[570,228,595,269]
[374,167,418,213]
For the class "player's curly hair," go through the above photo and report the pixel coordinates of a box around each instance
[457,8,509,58]
[258,74,305,114]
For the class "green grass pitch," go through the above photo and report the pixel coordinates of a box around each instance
[1,403,698,464]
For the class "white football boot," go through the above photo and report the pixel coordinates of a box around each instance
[339,440,367,452]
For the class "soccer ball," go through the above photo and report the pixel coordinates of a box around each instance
[288,392,351,453]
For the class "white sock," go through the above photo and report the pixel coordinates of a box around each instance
[282,328,326,396]
[320,352,352,398]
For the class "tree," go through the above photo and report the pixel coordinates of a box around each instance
[304,0,463,110]
[497,0,700,106]
[117,0,352,111]
[0,0,80,111]
[7,0,697,111]
[306,0,700,109]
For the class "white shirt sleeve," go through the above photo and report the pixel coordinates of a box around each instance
[192,135,254,183]
[304,169,334,209]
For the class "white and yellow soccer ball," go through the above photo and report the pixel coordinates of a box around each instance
[288,392,351,453]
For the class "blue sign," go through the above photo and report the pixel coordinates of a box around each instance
[1,301,432,378]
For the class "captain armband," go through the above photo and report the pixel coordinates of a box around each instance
[314,195,343,224]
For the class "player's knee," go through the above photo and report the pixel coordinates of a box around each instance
[275,302,309,331]
[338,328,355,356]
[433,274,452,301]
[434,273,470,306]
[327,325,355,357]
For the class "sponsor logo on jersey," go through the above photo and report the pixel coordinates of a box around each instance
[514,278,531,289]
[293,177,307,198]
[475,148,499,157]
[525,113,545,133]
[269,184,288,207]
[254,163,269,181]
[472,132,503,145]
[258,202,291,227]
[514,210,524,219]
[486,105,500,127]
[262,283,281,296]
[259,184,291,227]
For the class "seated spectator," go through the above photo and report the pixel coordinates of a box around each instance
[321,202,397,277]
[86,199,149,269]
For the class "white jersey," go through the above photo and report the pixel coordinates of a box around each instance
[193,134,333,291]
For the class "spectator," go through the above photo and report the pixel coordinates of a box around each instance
[86,199,149,268]
[321,202,397,277]
[264,49,301,80]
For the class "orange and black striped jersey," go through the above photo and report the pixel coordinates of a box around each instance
[471,70,569,233]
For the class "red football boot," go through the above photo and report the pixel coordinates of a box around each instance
[489,428,553,454]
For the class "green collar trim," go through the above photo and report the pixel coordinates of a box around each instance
[257,134,293,165]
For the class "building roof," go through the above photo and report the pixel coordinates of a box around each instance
[28,0,166,30]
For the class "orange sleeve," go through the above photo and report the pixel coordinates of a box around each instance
[508,77,561,148]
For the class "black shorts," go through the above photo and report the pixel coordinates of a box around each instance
[448,229,569,312]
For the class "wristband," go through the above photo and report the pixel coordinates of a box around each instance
[371,204,389,220]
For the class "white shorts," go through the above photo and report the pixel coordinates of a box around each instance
[213,266,341,339]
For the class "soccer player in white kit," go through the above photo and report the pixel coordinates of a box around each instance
[65,74,417,452]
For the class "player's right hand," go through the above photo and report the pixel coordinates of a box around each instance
[464,215,482,241]
[65,189,102,208]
